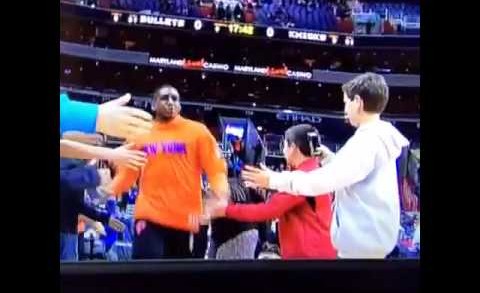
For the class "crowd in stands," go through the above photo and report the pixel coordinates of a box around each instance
[67,0,419,34]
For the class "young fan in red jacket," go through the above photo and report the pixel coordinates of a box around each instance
[204,124,337,259]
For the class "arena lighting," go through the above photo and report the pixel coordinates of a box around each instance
[112,13,121,23]
[201,73,206,80]
[257,126,263,131]
[127,15,138,24]
[266,27,275,38]
[252,102,256,107]
[194,19,203,31]
[345,36,353,46]
[330,34,338,45]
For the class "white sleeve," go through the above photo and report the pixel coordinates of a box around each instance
[268,133,377,196]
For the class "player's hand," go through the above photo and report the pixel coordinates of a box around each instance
[96,93,153,141]
[108,217,126,233]
[188,214,200,233]
[106,143,147,170]
[242,163,273,189]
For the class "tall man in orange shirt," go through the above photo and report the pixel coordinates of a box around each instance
[107,85,229,259]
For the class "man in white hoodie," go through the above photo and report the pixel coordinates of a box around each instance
[242,72,410,259]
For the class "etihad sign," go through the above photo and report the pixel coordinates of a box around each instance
[276,112,322,124]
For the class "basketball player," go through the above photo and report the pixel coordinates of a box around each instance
[107,85,229,259]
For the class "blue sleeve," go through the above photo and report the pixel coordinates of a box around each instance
[60,92,99,135]
[60,165,101,191]
[79,203,111,225]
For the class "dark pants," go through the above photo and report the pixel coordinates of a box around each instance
[78,233,87,260]
[60,233,78,261]
[192,225,209,259]
[132,221,192,259]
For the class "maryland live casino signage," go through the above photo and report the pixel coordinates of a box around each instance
[148,57,314,80]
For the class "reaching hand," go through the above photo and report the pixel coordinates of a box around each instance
[96,93,153,141]
[94,222,106,236]
[108,217,126,233]
[318,145,335,165]
[106,143,147,171]
[63,131,105,146]
[241,163,273,189]
[202,197,228,222]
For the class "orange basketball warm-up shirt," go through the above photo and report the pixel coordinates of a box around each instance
[109,116,228,232]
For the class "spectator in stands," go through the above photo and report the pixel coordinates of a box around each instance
[244,2,255,23]
[205,124,337,259]
[210,1,217,18]
[273,5,288,26]
[216,1,226,19]
[242,73,410,259]
[253,142,263,166]
[233,3,243,22]
[366,20,372,34]
[60,154,126,261]
[225,4,233,21]
[349,0,362,13]
[207,166,264,259]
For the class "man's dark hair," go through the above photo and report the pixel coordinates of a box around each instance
[153,84,178,98]
[341,72,389,113]
[284,124,321,157]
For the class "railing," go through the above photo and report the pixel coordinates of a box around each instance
[60,86,420,123]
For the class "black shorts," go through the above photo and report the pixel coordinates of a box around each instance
[132,221,192,260]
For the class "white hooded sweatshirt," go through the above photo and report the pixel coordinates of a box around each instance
[269,119,410,258]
